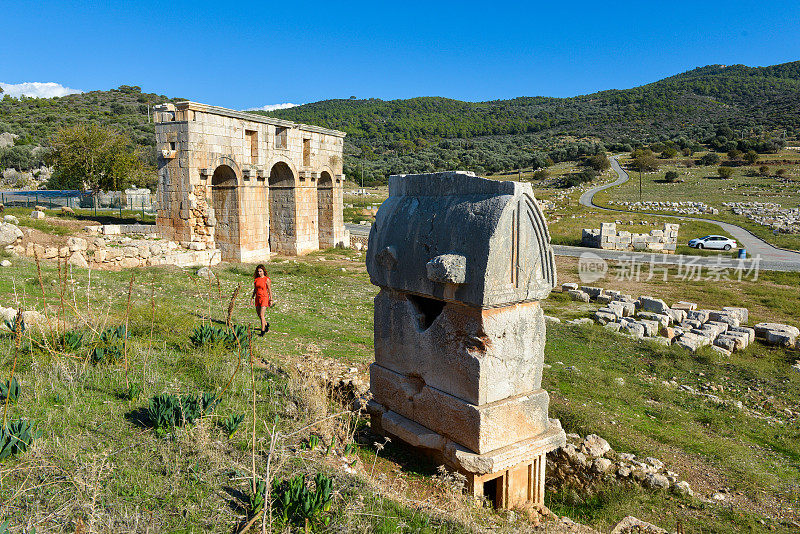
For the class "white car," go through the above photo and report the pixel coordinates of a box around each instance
[688,235,738,250]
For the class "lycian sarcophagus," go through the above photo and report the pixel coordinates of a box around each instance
[366,171,565,509]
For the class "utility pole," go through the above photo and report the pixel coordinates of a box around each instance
[639,169,643,203]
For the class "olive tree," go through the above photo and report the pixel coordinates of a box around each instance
[46,124,151,194]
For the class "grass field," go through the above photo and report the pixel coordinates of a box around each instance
[0,250,798,532]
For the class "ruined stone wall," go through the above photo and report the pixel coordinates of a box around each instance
[582,222,679,253]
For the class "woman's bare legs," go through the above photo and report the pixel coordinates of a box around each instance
[255,305,267,333]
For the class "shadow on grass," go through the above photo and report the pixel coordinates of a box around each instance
[124,406,151,429]
[356,427,439,478]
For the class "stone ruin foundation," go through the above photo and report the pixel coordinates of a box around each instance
[154,101,349,261]
[582,222,679,253]
[365,171,565,509]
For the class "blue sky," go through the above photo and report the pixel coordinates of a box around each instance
[2,1,799,109]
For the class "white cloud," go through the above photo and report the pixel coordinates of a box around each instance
[0,81,83,99]
[245,102,299,112]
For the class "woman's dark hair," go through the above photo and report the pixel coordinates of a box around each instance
[254,264,267,278]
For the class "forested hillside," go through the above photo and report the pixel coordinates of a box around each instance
[0,85,174,171]
[1,62,799,183]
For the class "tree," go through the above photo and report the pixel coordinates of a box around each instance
[664,171,679,182]
[744,150,759,164]
[585,153,610,171]
[661,147,678,159]
[699,153,720,166]
[727,149,743,161]
[717,166,734,179]
[630,150,658,172]
[46,124,151,194]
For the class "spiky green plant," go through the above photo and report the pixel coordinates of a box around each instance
[59,330,84,351]
[271,473,333,527]
[248,478,268,515]
[0,419,41,460]
[220,413,244,439]
[0,377,19,403]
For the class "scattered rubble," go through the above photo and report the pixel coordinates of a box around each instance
[725,201,799,234]
[559,283,800,353]
[608,200,718,216]
[547,433,693,499]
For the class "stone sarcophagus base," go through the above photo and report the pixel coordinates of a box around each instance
[367,399,564,509]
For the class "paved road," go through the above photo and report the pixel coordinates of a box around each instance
[579,156,800,263]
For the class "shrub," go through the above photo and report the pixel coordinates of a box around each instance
[717,167,734,179]
[0,377,20,403]
[699,153,720,166]
[758,165,770,176]
[664,171,679,183]
[532,168,550,180]
[190,323,250,351]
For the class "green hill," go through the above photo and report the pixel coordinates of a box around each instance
[2,61,799,181]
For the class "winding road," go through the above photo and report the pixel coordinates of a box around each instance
[579,156,800,264]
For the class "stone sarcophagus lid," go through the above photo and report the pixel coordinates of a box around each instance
[366,171,565,509]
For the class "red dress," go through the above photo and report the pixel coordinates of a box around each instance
[254,276,271,307]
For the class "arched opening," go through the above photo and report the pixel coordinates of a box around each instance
[268,162,296,253]
[211,165,240,260]
[317,171,334,248]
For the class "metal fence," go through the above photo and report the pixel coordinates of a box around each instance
[0,190,156,218]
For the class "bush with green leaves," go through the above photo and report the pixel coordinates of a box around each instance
[88,325,127,364]
[271,473,333,528]
[0,419,41,460]
[247,479,268,515]
[664,170,679,183]
[146,390,219,434]
[0,377,19,403]
[220,413,244,439]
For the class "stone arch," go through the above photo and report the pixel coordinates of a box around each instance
[210,164,240,261]
[268,161,297,254]
[317,170,335,248]
[265,156,298,186]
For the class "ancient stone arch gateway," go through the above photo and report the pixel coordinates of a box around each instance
[154,102,348,261]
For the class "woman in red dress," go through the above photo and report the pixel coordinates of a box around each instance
[250,264,273,336]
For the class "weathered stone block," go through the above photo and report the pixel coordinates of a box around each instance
[370,363,550,454]
[374,289,545,404]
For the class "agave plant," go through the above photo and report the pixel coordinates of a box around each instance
[0,376,19,403]
[0,418,42,460]
[220,413,245,439]
[100,325,127,343]
[3,314,24,335]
